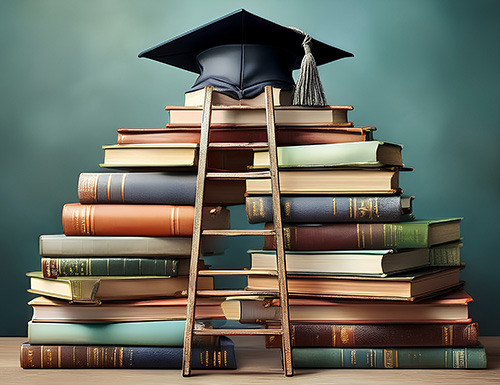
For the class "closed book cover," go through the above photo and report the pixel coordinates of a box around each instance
[62,204,229,237]
[265,322,479,348]
[166,105,352,126]
[252,141,403,168]
[247,196,413,224]
[39,234,225,257]
[263,218,461,250]
[117,126,375,146]
[41,257,179,278]
[245,168,402,195]
[27,271,214,303]
[27,320,187,346]
[20,336,236,369]
[292,344,486,369]
[78,172,245,206]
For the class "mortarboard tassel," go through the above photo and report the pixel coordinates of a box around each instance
[290,28,328,107]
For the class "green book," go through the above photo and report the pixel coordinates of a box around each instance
[28,320,186,346]
[292,344,487,369]
[252,141,403,168]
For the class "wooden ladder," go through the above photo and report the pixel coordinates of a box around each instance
[182,85,293,376]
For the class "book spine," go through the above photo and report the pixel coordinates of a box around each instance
[247,196,407,224]
[61,203,195,236]
[78,173,197,205]
[292,345,487,369]
[20,338,236,369]
[429,242,462,266]
[265,323,479,348]
[41,257,179,278]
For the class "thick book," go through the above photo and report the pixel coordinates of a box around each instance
[41,257,179,278]
[265,322,480,348]
[61,204,229,237]
[28,319,201,346]
[245,266,463,300]
[222,289,472,323]
[292,345,486,369]
[29,296,224,322]
[27,271,214,303]
[263,218,462,250]
[185,86,292,106]
[20,336,236,369]
[166,105,353,126]
[116,126,375,146]
[245,168,403,195]
[247,195,413,224]
[252,141,403,169]
[100,144,253,171]
[78,172,245,206]
[248,248,429,276]
[39,234,224,257]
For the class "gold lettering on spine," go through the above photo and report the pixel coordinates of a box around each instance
[349,198,353,218]
[356,223,361,248]
[89,205,96,235]
[284,201,291,218]
[78,173,98,203]
[119,347,123,368]
[58,346,61,368]
[443,326,450,345]
[121,174,127,203]
[332,198,336,216]
[40,346,44,369]
[384,349,394,368]
[27,348,34,368]
[106,174,112,202]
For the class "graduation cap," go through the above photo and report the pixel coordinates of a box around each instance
[139,9,353,106]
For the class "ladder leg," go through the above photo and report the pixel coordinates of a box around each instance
[264,86,293,376]
[182,86,214,377]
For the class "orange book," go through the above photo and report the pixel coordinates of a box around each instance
[62,204,229,236]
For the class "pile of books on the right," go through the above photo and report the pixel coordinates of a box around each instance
[222,111,487,369]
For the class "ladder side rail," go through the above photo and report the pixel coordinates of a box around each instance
[182,86,214,377]
[264,86,293,376]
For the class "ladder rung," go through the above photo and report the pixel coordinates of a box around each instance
[208,142,269,149]
[198,269,278,276]
[206,171,271,180]
[201,229,275,236]
[193,328,283,336]
[196,289,279,297]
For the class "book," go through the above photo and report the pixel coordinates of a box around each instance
[263,218,462,250]
[264,322,480,348]
[28,320,186,346]
[185,86,292,106]
[248,248,429,276]
[27,271,214,303]
[247,195,413,224]
[252,141,403,169]
[166,105,353,126]
[100,144,253,171]
[39,234,224,257]
[222,289,472,323]
[116,126,375,146]
[41,257,180,278]
[29,296,224,322]
[245,267,463,300]
[292,344,486,369]
[61,204,229,237]
[20,336,237,369]
[430,241,463,266]
[245,168,403,195]
[78,172,245,206]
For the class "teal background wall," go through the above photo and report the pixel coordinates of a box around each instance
[1,0,499,336]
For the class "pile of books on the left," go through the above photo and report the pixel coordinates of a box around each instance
[21,149,241,369]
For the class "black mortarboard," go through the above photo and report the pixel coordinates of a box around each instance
[139,9,353,106]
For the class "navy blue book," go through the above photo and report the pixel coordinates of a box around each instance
[246,195,414,224]
[20,336,236,369]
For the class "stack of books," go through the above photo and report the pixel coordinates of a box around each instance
[21,123,240,369]
[219,109,487,369]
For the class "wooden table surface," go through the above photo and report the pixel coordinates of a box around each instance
[1,336,499,384]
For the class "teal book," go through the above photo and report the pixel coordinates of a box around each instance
[292,344,487,369]
[28,320,186,346]
[252,141,403,168]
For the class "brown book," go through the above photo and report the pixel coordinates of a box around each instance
[116,126,374,146]
[265,322,479,348]
[62,204,229,237]
[166,105,353,126]
[245,267,463,300]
